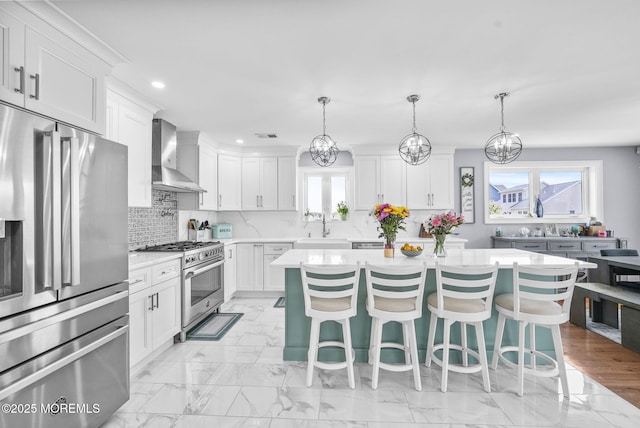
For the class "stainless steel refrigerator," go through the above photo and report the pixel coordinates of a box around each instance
[0,102,130,428]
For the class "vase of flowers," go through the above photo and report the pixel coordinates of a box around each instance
[425,211,464,257]
[336,201,349,221]
[371,203,410,257]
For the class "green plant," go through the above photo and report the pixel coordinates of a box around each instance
[336,201,349,216]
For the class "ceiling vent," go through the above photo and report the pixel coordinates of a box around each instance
[254,133,279,139]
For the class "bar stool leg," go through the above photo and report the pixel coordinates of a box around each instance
[491,313,506,370]
[371,319,384,390]
[530,323,537,371]
[425,312,437,367]
[475,321,491,392]
[368,317,378,365]
[307,318,321,387]
[517,320,527,397]
[402,323,410,366]
[551,324,570,398]
[441,318,452,393]
[407,320,422,391]
[341,319,356,389]
[461,322,469,367]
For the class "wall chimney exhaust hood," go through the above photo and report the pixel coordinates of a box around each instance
[152,119,206,193]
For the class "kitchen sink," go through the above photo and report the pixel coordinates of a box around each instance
[294,238,351,249]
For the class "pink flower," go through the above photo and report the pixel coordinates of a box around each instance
[431,217,442,227]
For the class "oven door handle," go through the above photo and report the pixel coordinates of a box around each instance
[184,260,224,279]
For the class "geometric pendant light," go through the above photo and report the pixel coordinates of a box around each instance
[398,94,432,165]
[309,96,339,167]
[484,92,523,164]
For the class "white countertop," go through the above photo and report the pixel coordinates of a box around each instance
[216,236,468,245]
[270,248,596,269]
[128,251,182,269]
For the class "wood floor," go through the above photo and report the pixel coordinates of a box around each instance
[562,321,640,408]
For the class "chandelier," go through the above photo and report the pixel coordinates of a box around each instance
[398,94,432,165]
[309,96,339,167]
[484,92,523,164]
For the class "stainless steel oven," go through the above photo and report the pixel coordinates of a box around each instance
[138,241,225,341]
[182,253,224,340]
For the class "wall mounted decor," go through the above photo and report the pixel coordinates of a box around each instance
[460,167,475,223]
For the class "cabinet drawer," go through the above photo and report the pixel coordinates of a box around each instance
[128,267,152,294]
[151,258,181,284]
[263,243,293,255]
[582,241,617,252]
[549,241,581,252]
[515,242,547,251]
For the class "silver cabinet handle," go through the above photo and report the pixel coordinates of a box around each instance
[292,194,296,208]
[148,295,153,311]
[153,292,159,309]
[432,193,435,206]
[14,66,24,94]
[30,73,40,100]
[130,278,143,285]
[218,194,222,208]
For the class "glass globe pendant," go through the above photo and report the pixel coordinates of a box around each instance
[398,94,431,165]
[309,96,339,167]
[484,92,523,164]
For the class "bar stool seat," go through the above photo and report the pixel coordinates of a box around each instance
[491,262,579,397]
[365,262,427,391]
[426,262,499,393]
[300,262,360,389]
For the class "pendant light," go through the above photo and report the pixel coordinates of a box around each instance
[484,92,523,164]
[398,94,431,165]
[309,96,339,167]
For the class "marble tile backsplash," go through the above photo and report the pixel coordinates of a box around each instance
[128,189,178,250]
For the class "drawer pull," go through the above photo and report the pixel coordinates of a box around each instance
[130,278,144,285]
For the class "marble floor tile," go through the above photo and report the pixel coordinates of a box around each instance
[405,391,513,425]
[172,414,271,428]
[491,392,612,427]
[226,386,321,419]
[318,389,414,422]
[103,297,639,428]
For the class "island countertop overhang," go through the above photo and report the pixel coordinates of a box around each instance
[270,248,597,269]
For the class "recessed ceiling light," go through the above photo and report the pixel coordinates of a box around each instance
[151,81,165,89]
[236,139,244,144]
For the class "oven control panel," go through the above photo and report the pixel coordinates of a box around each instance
[184,245,224,268]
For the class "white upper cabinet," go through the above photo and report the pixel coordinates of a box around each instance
[217,154,242,211]
[406,153,454,210]
[277,156,297,211]
[176,131,218,211]
[106,85,158,207]
[242,157,278,210]
[0,10,25,107]
[0,5,108,134]
[355,155,406,209]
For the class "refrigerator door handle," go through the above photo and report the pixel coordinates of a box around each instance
[61,137,81,287]
[50,131,62,291]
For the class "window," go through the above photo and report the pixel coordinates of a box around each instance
[303,170,350,221]
[484,161,602,224]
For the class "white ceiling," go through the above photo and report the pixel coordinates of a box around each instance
[51,0,640,151]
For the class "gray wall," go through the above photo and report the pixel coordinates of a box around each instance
[452,147,640,249]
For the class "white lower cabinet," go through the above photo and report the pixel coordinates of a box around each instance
[128,258,181,368]
[236,242,293,292]
[263,243,293,291]
[236,243,264,290]
[224,243,237,301]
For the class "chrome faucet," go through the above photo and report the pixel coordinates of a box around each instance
[322,213,330,238]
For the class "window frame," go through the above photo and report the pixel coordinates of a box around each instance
[300,167,352,222]
[483,160,603,224]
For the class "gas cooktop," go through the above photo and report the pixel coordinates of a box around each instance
[138,241,221,252]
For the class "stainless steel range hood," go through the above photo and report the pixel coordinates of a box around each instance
[152,118,206,193]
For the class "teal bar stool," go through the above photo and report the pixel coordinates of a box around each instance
[365,262,427,391]
[426,262,499,392]
[491,262,579,397]
[300,262,360,389]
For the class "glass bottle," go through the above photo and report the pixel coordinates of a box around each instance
[535,194,544,218]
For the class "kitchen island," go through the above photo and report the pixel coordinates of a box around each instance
[271,248,596,363]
